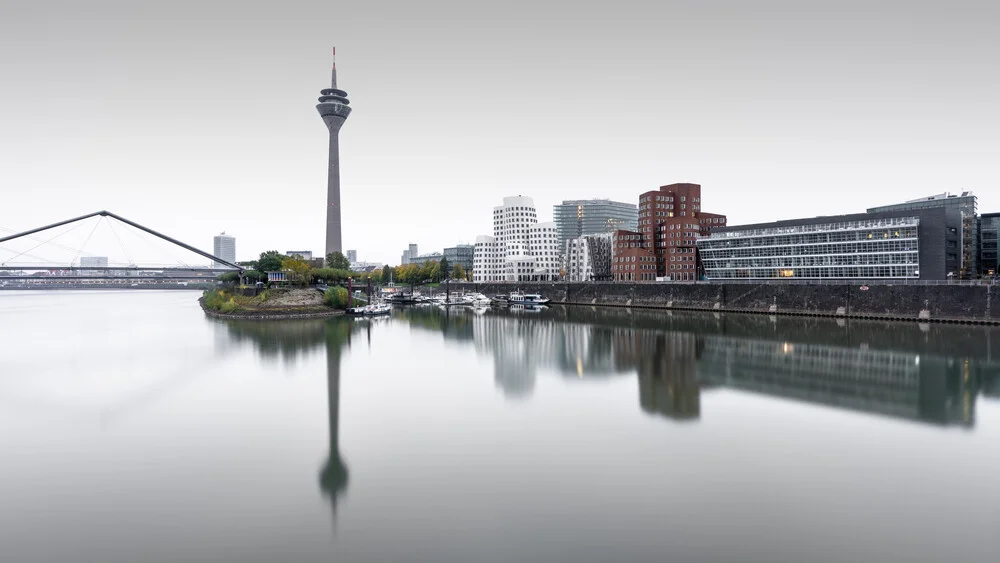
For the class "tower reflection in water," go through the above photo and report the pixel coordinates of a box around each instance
[400,305,1000,428]
[219,316,360,530]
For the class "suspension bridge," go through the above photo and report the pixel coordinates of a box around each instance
[0,211,242,290]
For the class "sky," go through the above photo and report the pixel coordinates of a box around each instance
[0,0,997,267]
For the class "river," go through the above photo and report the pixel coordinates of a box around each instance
[1,290,998,563]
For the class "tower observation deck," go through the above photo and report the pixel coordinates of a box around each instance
[317,47,352,257]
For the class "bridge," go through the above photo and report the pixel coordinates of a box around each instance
[0,211,242,289]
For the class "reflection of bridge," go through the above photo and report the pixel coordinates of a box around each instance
[0,211,241,288]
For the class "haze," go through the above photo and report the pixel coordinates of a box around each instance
[1,0,997,266]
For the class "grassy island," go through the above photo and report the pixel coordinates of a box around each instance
[200,287,347,319]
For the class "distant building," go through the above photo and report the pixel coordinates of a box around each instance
[213,233,236,268]
[565,233,612,282]
[980,213,999,276]
[346,250,357,263]
[286,250,313,261]
[79,256,108,268]
[401,243,419,265]
[868,192,978,278]
[697,208,961,281]
[472,196,561,282]
[553,199,638,250]
[408,252,443,266]
[444,244,474,275]
[351,261,381,271]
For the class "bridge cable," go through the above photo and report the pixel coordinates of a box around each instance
[105,218,136,267]
[0,225,104,261]
[0,220,89,266]
[68,216,104,268]
[113,216,191,268]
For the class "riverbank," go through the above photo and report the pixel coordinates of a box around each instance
[451,282,1000,325]
[199,287,343,319]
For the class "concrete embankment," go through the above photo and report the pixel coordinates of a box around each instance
[452,282,999,325]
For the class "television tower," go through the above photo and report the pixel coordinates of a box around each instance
[317,47,352,257]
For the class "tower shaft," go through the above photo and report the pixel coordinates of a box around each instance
[316,47,352,259]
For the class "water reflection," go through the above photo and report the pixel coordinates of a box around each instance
[215,316,363,530]
[397,305,1000,428]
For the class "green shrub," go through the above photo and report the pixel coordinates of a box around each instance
[219,299,240,313]
[324,286,350,309]
[202,289,227,311]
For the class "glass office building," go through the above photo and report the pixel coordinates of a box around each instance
[868,192,978,278]
[553,199,638,250]
[980,213,999,276]
[697,209,960,280]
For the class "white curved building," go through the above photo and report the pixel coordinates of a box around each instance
[473,196,561,282]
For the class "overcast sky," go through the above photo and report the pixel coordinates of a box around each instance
[1,0,997,266]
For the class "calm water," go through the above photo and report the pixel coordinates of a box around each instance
[1,291,999,563]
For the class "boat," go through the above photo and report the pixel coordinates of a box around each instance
[507,290,550,305]
[363,301,391,316]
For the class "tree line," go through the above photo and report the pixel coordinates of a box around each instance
[219,250,470,287]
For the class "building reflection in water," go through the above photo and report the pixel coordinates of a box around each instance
[400,305,1000,428]
[218,316,360,532]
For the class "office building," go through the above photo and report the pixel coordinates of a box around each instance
[213,232,236,268]
[868,192,978,278]
[696,208,960,280]
[980,213,999,276]
[401,243,419,265]
[79,256,108,268]
[565,233,612,282]
[286,251,313,261]
[612,183,727,281]
[316,47,352,256]
[444,244,474,274]
[472,196,561,282]
[553,199,638,250]
[408,252,444,266]
[346,250,357,263]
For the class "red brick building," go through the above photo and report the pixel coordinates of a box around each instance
[613,183,726,282]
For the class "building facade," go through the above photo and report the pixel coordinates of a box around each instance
[980,213,999,276]
[611,229,658,281]
[444,244,474,275]
[286,250,313,261]
[696,208,960,280]
[868,192,978,278]
[213,232,236,267]
[345,250,357,263]
[565,233,613,282]
[400,243,419,265]
[408,252,444,266]
[621,183,728,281]
[553,199,639,250]
[472,196,561,282]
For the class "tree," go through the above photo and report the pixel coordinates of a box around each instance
[257,251,286,273]
[452,264,465,280]
[326,251,350,270]
[282,257,313,287]
[439,257,451,279]
[381,264,393,284]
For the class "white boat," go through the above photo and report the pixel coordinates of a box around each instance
[363,301,391,316]
[508,290,550,305]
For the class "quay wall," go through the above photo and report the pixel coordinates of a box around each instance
[449,282,999,324]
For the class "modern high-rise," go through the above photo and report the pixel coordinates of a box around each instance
[553,199,638,250]
[401,243,419,265]
[868,192,978,278]
[473,196,561,282]
[316,47,352,257]
[346,250,357,263]
[444,244,474,274]
[612,183,727,281]
[213,232,236,268]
